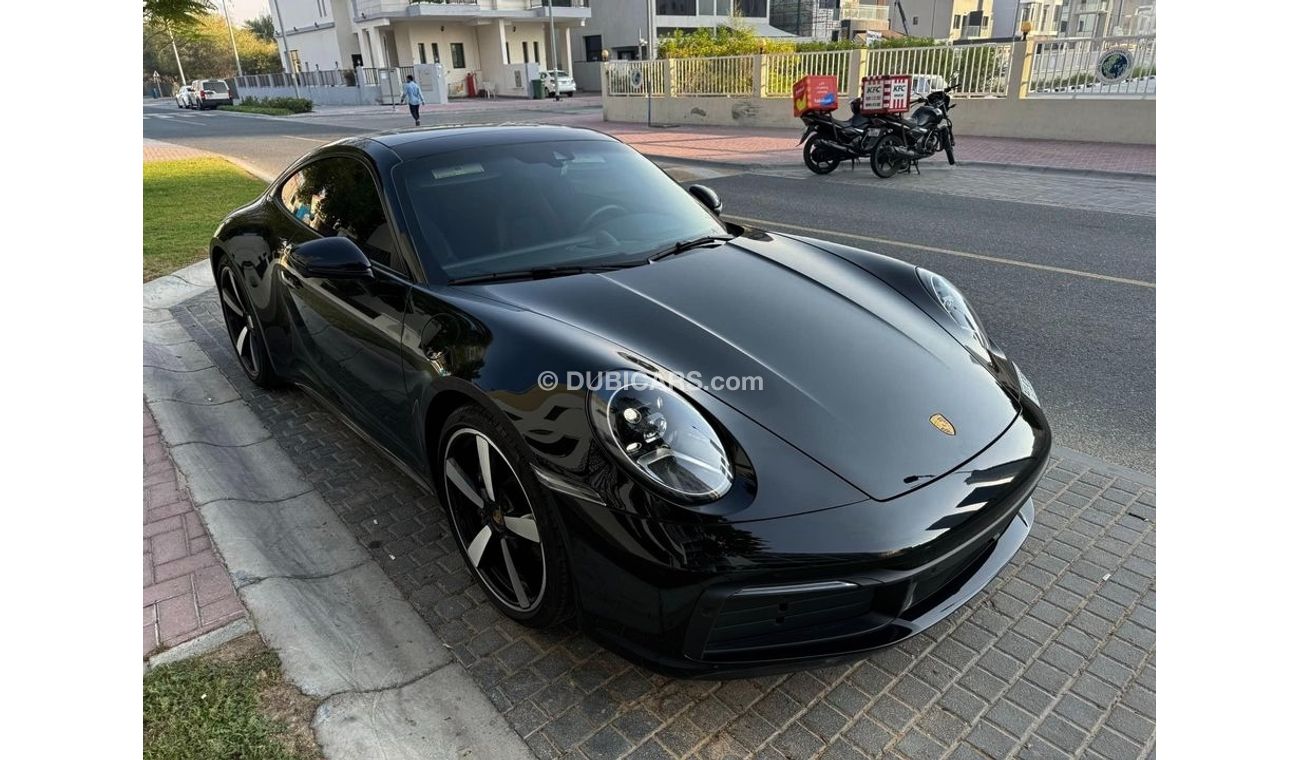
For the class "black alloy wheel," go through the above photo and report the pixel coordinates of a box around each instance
[871,133,907,179]
[217,261,277,387]
[803,138,841,175]
[440,407,570,625]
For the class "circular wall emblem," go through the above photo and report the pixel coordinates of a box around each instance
[1097,47,1135,83]
[629,68,644,89]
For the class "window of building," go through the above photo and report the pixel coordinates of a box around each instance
[735,0,765,17]
[584,34,603,62]
[451,42,466,69]
[278,157,401,273]
[418,43,427,64]
[534,41,541,66]
[656,0,696,14]
[953,14,961,28]
[432,43,441,64]
[522,41,528,63]
[914,16,920,26]
[288,49,301,73]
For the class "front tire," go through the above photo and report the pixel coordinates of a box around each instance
[871,133,906,179]
[216,258,279,388]
[438,406,572,627]
[942,129,956,165]
[803,138,841,175]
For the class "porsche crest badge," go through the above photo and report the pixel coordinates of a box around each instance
[929,413,956,436]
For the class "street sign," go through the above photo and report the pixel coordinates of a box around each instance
[859,75,911,114]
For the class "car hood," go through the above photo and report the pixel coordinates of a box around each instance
[477,233,1019,500]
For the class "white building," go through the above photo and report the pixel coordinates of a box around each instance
[267,0,592,95]
[890,0,995,41]
[992,0,1064,39]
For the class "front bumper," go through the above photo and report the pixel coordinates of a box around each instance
[555,405,1049,678]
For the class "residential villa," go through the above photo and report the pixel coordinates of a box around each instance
[267,0,592,96]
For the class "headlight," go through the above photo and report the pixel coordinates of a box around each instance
[919,268,990,350]
[589,371,732,502]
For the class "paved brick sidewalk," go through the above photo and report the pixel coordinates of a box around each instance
[144,403,245,658]
[177,289,1156,760]
[144,138,213,163]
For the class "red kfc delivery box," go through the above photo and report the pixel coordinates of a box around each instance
[858,75,912,114]
[792,75,839,117]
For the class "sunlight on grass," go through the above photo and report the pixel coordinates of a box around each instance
[144,635,320,760]
[143,157,265,282]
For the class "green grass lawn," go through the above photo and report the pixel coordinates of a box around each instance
[144,635,321,760]
[143,157,265,282]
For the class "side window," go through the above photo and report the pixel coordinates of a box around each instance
[279,157,404,273]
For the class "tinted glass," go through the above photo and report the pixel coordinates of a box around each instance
[202,80,229,92]
[279,157,401,271]
[397,139,727,281]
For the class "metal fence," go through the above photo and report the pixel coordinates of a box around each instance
[1028,34,1156,98]
[865,43,1012,98]
[604,44,1013,100]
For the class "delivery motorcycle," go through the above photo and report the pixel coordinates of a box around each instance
[797,98,884,175]
[869,82,960,179]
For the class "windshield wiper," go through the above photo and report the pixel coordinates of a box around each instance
[448,263,637,285]
[647,234,734,262]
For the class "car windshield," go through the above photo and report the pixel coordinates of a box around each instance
[397,139,728,281]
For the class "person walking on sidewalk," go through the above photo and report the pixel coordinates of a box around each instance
[400,75,424,127]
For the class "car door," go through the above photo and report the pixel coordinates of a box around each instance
[274,154,416,461]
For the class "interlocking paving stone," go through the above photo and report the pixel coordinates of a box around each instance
[177,289,1156,759]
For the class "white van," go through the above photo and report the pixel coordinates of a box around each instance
[191,79,233,110]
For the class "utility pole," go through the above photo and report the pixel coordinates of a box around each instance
[546,0,560,101]
[269,0,300,97]
[221,0,243,76]
[168,24,187,85]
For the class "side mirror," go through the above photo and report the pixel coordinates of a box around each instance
[288,236,373,280]
[688,184,722,216]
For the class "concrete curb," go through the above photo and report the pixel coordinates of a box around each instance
[146,618,256,671]
[142,263,536,759]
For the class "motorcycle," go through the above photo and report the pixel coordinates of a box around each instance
[797,97,885,175]
[869,82,960,179]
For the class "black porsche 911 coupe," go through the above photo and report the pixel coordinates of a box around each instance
[209,125,1050,677]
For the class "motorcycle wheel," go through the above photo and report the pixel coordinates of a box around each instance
[871,133,906,179]
[942,129,956,165]
[803,139,841,175]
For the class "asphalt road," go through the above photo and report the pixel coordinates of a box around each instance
[144,102,1156,474]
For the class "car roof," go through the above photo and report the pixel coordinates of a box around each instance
[355,124,618,161]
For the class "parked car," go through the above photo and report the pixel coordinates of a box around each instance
[191,79,233,110]
[542,70,576,97]
[209,125,1050,677]
[175,85,198,109]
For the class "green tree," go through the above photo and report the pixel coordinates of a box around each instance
[144,12,283,79]
[143,0,214,26]
[244,13,276,42]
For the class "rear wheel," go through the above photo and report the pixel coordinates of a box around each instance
[871,133,907,179]
[439,406,572,627]
[216,258,279,388]
[803,138,841,175]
